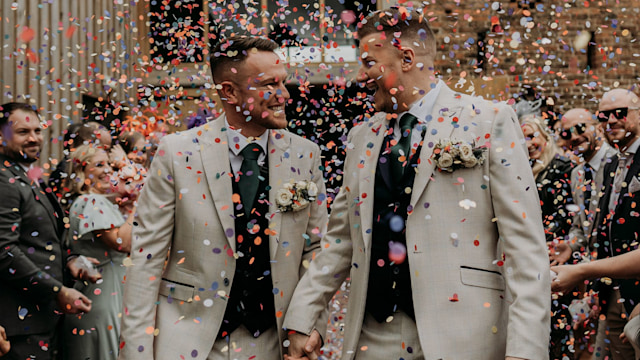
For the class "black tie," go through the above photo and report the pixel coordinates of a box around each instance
[583,164,594,206]
[390,113,419,179]
[239,143,262,216]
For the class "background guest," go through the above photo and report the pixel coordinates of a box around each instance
[62,143,137,360]
[0,102,91,360]
[521,114,575,360]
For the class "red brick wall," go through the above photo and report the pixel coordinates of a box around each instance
[419,0,640,112]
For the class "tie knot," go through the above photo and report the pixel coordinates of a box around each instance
[241,143,262,161]
[398,113,418,132]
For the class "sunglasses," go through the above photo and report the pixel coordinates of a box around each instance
[558,123,588,140]
[597,107,639,122]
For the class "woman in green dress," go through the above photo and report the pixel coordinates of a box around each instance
[62,143,139,359]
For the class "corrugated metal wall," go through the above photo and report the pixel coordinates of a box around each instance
[1,0,138,167]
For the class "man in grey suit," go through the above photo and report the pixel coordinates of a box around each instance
[0,102,92,360]
[284,7,549,360]
[119,37,328,360]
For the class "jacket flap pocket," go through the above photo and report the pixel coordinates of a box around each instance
[460,266,505,291]
[159,278,195,302]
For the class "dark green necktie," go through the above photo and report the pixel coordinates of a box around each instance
[239,143,263,216]
[390,113,419,179]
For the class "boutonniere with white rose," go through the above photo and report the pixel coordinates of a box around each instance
[275,180,318,212]
[432,139,486,172]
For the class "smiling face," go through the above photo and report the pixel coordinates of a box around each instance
[223,51,290,137]
[127,137,148,166]
[84,150,112,194]
[599,89,640,151]
[356,33,405,114]
[0,109,43,163]
[559,109,600,161]
[522,123,547,161]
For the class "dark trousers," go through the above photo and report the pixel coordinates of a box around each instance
[5,326,59,360]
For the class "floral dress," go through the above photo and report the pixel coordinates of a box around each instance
[63,193,126,360]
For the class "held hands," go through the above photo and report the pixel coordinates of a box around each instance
[284,329,322,360]
[550,264,584,293]
[67,256,102,283]
[56,286,92,314]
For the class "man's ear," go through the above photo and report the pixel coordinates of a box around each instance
[400,47,416,71]
[218,81,238,104]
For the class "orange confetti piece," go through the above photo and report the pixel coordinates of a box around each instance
[65,26,76,38]
[19,26,35,42]
[177,257,185,264]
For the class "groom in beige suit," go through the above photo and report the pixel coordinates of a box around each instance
[284,7,550,360]
[119,37,328,360]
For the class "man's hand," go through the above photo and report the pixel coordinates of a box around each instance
[56,286,92,314]
[550,264,585,293]
[284,330,322,360]
[549,241,572,265]
[67,256,102,283]
[0,325,10,357]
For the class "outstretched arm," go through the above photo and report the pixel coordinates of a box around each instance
[551,248,640,293]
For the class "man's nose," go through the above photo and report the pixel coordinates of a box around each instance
[27,131,39,142]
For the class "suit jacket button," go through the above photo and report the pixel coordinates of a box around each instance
[224,278,230,286]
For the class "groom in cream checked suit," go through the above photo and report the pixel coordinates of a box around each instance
[119,36,328,360]
[284,7,550,360]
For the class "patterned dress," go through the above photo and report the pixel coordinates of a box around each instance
[63,193,126,360]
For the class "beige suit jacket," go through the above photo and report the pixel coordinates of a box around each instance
[118,117,328,359]
[284,84,550,360]
[567,142,617,255]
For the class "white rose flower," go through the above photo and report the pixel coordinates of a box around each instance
[438,152,454,169]
[462,156,478,168]
[283,182,294,191]
[296,180,308,189]
[458,143,474,160]
[276,188,293,208]
[306,182,318,197]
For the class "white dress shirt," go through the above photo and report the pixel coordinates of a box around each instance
[225,119,268,177]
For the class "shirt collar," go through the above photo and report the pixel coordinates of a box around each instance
[587,143,609,172]
[225,118,269,156]
[399,80,443,123]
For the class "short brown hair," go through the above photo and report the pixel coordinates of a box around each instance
[0,102,39,130]
[357,7,437,62]
[209,36,279,84]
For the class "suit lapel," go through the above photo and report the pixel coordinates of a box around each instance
[587,145,616,235]
[1,156,60,233]
[267,129,291,259]
[595,155,618,228]
[410,85,461,208]
[358,115,388,252]
[622,150,640,194]
[199,116,237,252]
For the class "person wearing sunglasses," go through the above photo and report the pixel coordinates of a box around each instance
[586,89,640,360]
[549,108,617,359]
[550,109,617,265]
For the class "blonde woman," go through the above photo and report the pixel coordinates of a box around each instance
[62,144,137,360]
[521,115,575,360]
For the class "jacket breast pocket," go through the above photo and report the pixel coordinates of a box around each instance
[159,278,196,302]
[460,266,505,291]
